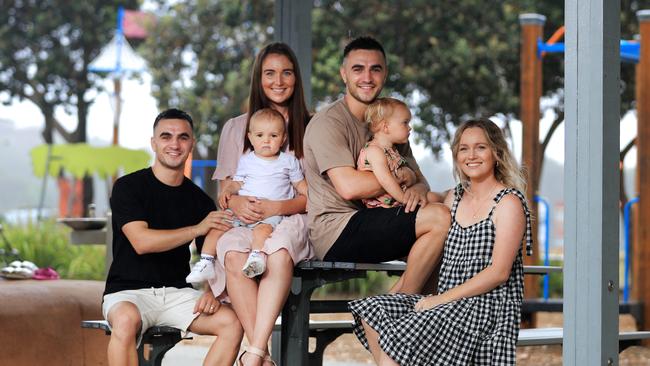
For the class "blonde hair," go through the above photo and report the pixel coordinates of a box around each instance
[364,97,409,134]
[451,118,527,193]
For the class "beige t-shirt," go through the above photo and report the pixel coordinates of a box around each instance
[303,98,419,259]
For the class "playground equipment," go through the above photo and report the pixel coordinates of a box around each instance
[88,6,147,147]
[190,160,218,190]
[624,197,640,302]
[521,12,650,330]
[534,195,551,300]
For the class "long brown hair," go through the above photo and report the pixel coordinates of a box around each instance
[246,42,310,158]
[451,118,527,193]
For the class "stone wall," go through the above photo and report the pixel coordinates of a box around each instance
[0,279,108,365]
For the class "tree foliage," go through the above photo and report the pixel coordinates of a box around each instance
[142,0,650,159]
[0,0,139,214]
[140,0,274,158]
[142,1,565,157]
[0,0,139,143]
[312,0,564,154]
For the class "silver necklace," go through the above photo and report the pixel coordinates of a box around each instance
[467,183,499,219]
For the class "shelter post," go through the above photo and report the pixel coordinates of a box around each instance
[274,0,313,107]
[564,0,620,364]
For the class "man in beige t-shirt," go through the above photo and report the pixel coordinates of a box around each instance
[303,36,451,294]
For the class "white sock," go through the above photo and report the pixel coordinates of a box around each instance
[200,254,215,262]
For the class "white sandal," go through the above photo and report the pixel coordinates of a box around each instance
[237,346,266,366]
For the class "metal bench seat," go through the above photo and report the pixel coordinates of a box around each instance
[81,320,189,366]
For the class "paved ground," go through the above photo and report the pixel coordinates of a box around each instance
[161,341,368,366]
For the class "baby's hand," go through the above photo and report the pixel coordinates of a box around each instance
[396,166,417,187]
[218,192,232,210]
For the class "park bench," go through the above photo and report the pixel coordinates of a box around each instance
[275,260,563,365]
[521,298,645,326]
[81,320,190,366]
[80,260,650,365]
[81,261,561,365]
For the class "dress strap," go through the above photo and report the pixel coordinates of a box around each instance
[488,188,533,256]
[450,184,464,221]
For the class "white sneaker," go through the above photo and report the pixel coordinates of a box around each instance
[242,251,266,278]
[186,258,215,283]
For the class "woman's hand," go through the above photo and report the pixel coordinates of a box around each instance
[227,195,264,224]
[217,192,231,210]
[194,291,221,315]
[414,294,450,312]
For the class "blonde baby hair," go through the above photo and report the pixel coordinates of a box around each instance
[364,97,409,134]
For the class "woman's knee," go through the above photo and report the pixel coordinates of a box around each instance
[224,251,247,275]
[267,248,293,268]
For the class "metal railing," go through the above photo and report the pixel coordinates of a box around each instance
[534,195,551,299]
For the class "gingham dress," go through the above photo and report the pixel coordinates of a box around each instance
[349,185,532,365]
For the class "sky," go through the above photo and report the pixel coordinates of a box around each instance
[0,75,158,152]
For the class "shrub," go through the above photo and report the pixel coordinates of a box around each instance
[539,258,563,298]
[1,220,105,280]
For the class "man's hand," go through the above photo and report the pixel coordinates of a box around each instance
[396,166,417,187]
[402,183,429,213]
[193,211,233,236]
[193,291,221,315]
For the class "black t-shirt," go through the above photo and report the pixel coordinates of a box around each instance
[104,168,216,295]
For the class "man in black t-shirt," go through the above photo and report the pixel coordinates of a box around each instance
[103,109,242,365]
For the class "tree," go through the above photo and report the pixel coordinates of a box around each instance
[142,0,565,155]
[0,0,138,216]
[140,0,274,159]
[312,0,564,155]
[142,1,646,201]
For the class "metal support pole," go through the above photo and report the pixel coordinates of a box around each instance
[564,1,620,364]
[274,0,312,107]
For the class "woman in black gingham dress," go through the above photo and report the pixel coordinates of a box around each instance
[349,119,532,365]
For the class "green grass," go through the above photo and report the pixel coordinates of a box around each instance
[312,260,565,299]
[1,220,106,280]
[540,259,564,298]
[313,271,398,298]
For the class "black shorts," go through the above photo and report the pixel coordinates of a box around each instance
[323,206,419,263]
